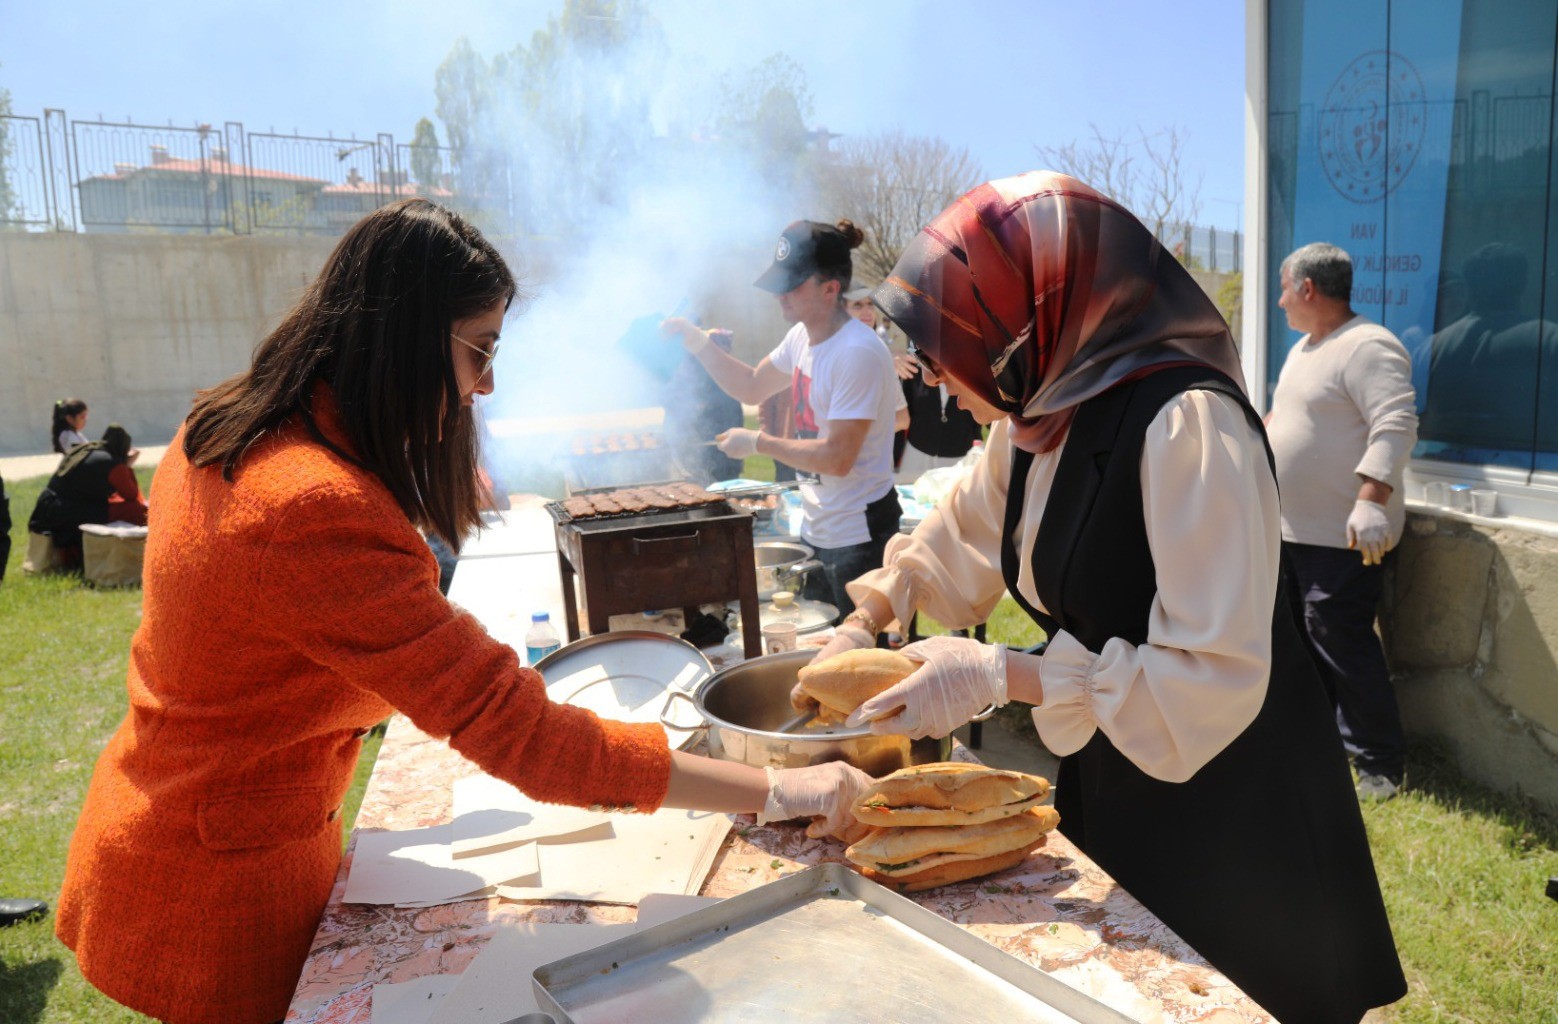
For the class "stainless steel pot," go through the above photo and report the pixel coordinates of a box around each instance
[753,541,822,601]
[660,649,990,776]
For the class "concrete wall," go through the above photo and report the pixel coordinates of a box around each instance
[1381,511,1558,812]
[0,232,338,455]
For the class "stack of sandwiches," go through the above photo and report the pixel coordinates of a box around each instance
[844,763,1058,892]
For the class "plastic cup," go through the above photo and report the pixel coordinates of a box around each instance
[1471,489,1498,517]
[1425,481,1449,507]
[761,621,798,653]
[1449,484,1474,512]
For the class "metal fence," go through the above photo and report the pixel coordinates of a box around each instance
[0,109,483,235]
[1,107,1246,269]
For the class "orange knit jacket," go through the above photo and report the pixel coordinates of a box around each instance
[56,389,672,1024]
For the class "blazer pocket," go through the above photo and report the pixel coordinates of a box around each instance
[198,785,341,851]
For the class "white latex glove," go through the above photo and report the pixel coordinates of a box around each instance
[846,635,1008,740]
[791,623,875,712]
[660,316,710,354]
[716,427,760,459]
[1346,499,1390,566]
[759,762,874,841]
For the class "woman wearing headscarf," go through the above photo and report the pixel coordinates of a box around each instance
[803,173,1406,1023]
[29,424,149,566]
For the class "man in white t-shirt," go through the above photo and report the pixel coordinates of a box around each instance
[1268,242,1419,802]
[662,219,901,620]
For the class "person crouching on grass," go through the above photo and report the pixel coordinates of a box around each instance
[56,198,872,1024]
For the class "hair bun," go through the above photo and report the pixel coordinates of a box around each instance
[835,219,865,249]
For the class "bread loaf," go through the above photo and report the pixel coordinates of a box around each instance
[852,762,1051,826]
[794,649,918,724]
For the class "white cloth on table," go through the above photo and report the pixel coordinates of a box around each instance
[847,391,1280,783]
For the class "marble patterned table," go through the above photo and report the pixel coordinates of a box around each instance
[282,503,1272,1024]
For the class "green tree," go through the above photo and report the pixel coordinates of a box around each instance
[433,0,667,235]
[409,117,441,192]
[0,65,16,226]
[712,54,814,190]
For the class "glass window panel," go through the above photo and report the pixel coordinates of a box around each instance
[1415,0,1557,469]
[1265,0,1389,400]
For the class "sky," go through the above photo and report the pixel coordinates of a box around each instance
[0,0,1248,231]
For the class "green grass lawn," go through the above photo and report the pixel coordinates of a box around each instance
[2,466,1556,1022]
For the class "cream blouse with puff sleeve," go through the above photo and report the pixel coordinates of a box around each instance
[846,390,1281,783]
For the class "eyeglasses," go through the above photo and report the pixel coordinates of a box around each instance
[907,343,942,381]
[452,332,500,378]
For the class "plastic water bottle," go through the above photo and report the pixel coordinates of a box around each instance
[524,612,562,666]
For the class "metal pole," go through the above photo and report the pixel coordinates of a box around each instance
[42,108,75,231]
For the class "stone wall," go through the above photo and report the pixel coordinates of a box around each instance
[1381,511,1558,812]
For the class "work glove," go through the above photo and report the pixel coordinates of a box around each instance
[759,762,874,843]
[846,635,1008,740]
[1346,499,1391,566]
[790,622,876,713]
[660,316,710,354]
[715,428,760,459]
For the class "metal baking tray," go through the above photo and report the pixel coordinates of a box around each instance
[532,862,1138,1023]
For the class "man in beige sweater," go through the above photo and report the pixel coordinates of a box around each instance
[1268,242,1419,801]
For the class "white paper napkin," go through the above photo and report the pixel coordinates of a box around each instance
[426,921,630,1024]
[371,973,461,1024]
[451,774,615,857]
[344,825,539,905]
[495,808,731,904]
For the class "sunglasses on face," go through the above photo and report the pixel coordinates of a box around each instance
[452,332,500,377]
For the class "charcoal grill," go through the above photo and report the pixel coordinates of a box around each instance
[548,489,761,659]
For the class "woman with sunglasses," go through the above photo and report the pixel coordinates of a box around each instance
[56,199,872,1024]
[800,174,1406,1023]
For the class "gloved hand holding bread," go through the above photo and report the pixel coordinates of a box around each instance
[844,763,1058,891]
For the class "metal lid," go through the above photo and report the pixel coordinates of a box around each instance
[533,631,712,749]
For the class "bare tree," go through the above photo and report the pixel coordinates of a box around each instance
[1037,123,1203,244]
[817,131,984,284]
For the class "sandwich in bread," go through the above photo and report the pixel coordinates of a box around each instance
[853,762,1051,826]
[793,648,918,726]
[845,805,1061,892]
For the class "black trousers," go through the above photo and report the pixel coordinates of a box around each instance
[0,475,11,583]
[1284,541,1406,781]
[802,487,902,622]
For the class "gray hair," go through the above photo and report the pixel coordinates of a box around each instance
[1282,242,1353,301]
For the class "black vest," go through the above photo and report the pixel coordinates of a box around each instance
[1002,366,1406,1024]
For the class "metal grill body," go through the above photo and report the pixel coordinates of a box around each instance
[550,496,761,659]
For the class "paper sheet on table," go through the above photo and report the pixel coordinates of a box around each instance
[371,973,461,1024]
[395,885,498,909]
[495,808,732,904]
[451,774,615,857]
[634,893,722,930]
[344,824,539,905]
[426,921,629,1024]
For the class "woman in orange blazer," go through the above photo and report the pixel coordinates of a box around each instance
[56,199,871,1024]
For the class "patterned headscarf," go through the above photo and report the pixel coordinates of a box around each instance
[874,171,1243,453]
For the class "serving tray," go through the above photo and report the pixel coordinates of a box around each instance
[532,862,1137,1024]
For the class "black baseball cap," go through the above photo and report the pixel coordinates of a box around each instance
[754,220,854,294]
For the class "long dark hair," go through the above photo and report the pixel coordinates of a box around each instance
[183,198,517,550]
[51,398,87,453]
